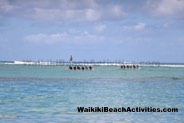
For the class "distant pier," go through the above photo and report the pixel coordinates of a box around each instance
[9,60,160,68]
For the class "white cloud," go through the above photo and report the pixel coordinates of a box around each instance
[147,0,184,18]
[85,9,101,21]
[0,0,17,13]
[33,8,62,21]
[24,31,104,44]
[24,32,68,43]
[94,24,106,32]
[110,5,126,19]
[1,0,184,25]
[0,0,126,22]
[123,23,146,31]
[71,31,104,44]
[134,23,146,30]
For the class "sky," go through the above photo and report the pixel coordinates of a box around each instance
[0,0,184,62]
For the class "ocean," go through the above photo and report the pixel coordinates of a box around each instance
[0,63,184,123]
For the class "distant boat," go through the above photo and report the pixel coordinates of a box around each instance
[70,55,73,62]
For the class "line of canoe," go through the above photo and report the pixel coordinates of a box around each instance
[120,64,139,69]
[67,64,140,71]
[68,66,93,70]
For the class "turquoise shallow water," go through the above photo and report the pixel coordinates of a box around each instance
[0,64,184,123]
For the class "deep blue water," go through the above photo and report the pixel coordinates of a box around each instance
[0,64,184,123]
